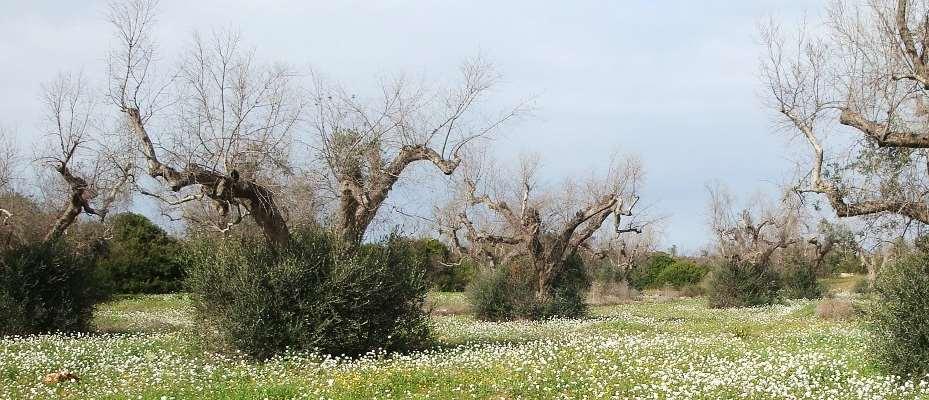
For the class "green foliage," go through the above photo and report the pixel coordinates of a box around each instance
[654,260,708,288]
[468,254,589,321]
[779,252,825,300]
[185,230,431,360]
[544,253,590,318]
[431,258,477,292]
[628,252,675,290]
[0,240,98,335]
[402,237,474,291]
[868,252,929,377]
[467,267,538,321]
[707,260,781,308]
[817,221,862,274]
[94,213,185,295]
[852,277,872,294]
[588,259,626,284]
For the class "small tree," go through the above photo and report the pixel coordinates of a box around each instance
[705,184,805,307]
[443,154,645,318]
[0,240,98,335]
[762,0,929,231]
[186,230,431,359]
[38,73,131,243]
[107,0,298,245]
[95,213,184,294]
[869,249,929,377]
[309,59,526,244]
[0,128,19,249]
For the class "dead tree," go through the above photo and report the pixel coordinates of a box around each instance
[807,235,836,272]
[707,184,804,266]
[762,0,929,230]
[442,154,645,298]
[108,0,299,245]
[39,73,130,242]
[310,60,525,243]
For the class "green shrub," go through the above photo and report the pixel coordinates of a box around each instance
[94,213,185,295]
[654,260,708,288]
[628,252,675,290]
[588,260,626,284]
[0,240,98,335]
[467,267,539,321]
[707,260,780,308]
[426,254,476,292]
[852,277,872,294]
[394,237,474,291]
[868,252,929,377]
[468,254,589,321]
[817,220,863,274]
[779,254,825,300]
[543,253,590,318]
[186,230,431,360]
[435,258,477,292]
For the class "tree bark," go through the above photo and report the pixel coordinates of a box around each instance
[124,107,289,246]
[335,144,461,244]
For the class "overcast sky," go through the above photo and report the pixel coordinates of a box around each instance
[0,0,824,253]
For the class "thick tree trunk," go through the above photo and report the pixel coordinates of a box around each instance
[124,108,290,247]
[43,193,84,242]
[237,183,290,246]
[333,144,462,245]
[335,214,368,244]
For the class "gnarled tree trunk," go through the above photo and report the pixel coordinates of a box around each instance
[123,108,290,246]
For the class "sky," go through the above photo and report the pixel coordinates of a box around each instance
[0,0,824,253]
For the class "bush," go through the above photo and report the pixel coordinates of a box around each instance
[852,277,872,294]
[0,240,98,335]
[468,254,589,321]
[654,260,708,288]
[542,254,590,318]
[628,252,675,290]
[707,260,780,308]
[94,213,185,295]
[186,230,431,360]
[779,254,825,300]
[427,256,476,292]
[467,267,538,321]
[394,237,474,291]
[868,252,929,377]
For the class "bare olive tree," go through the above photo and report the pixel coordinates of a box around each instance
[707,183,806,266]
[108,0,301,245]
[38,73,131,242]
[763,0,929,232]
[309,60,525,243]
[440,153,645,298]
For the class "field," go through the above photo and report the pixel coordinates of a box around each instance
[2,291,928,400]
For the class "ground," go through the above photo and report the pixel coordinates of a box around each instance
[1,286,928,399]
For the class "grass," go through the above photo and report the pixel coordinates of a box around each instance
[821,274,867,295]
[2,290,928,399]
[426,292,470,315]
